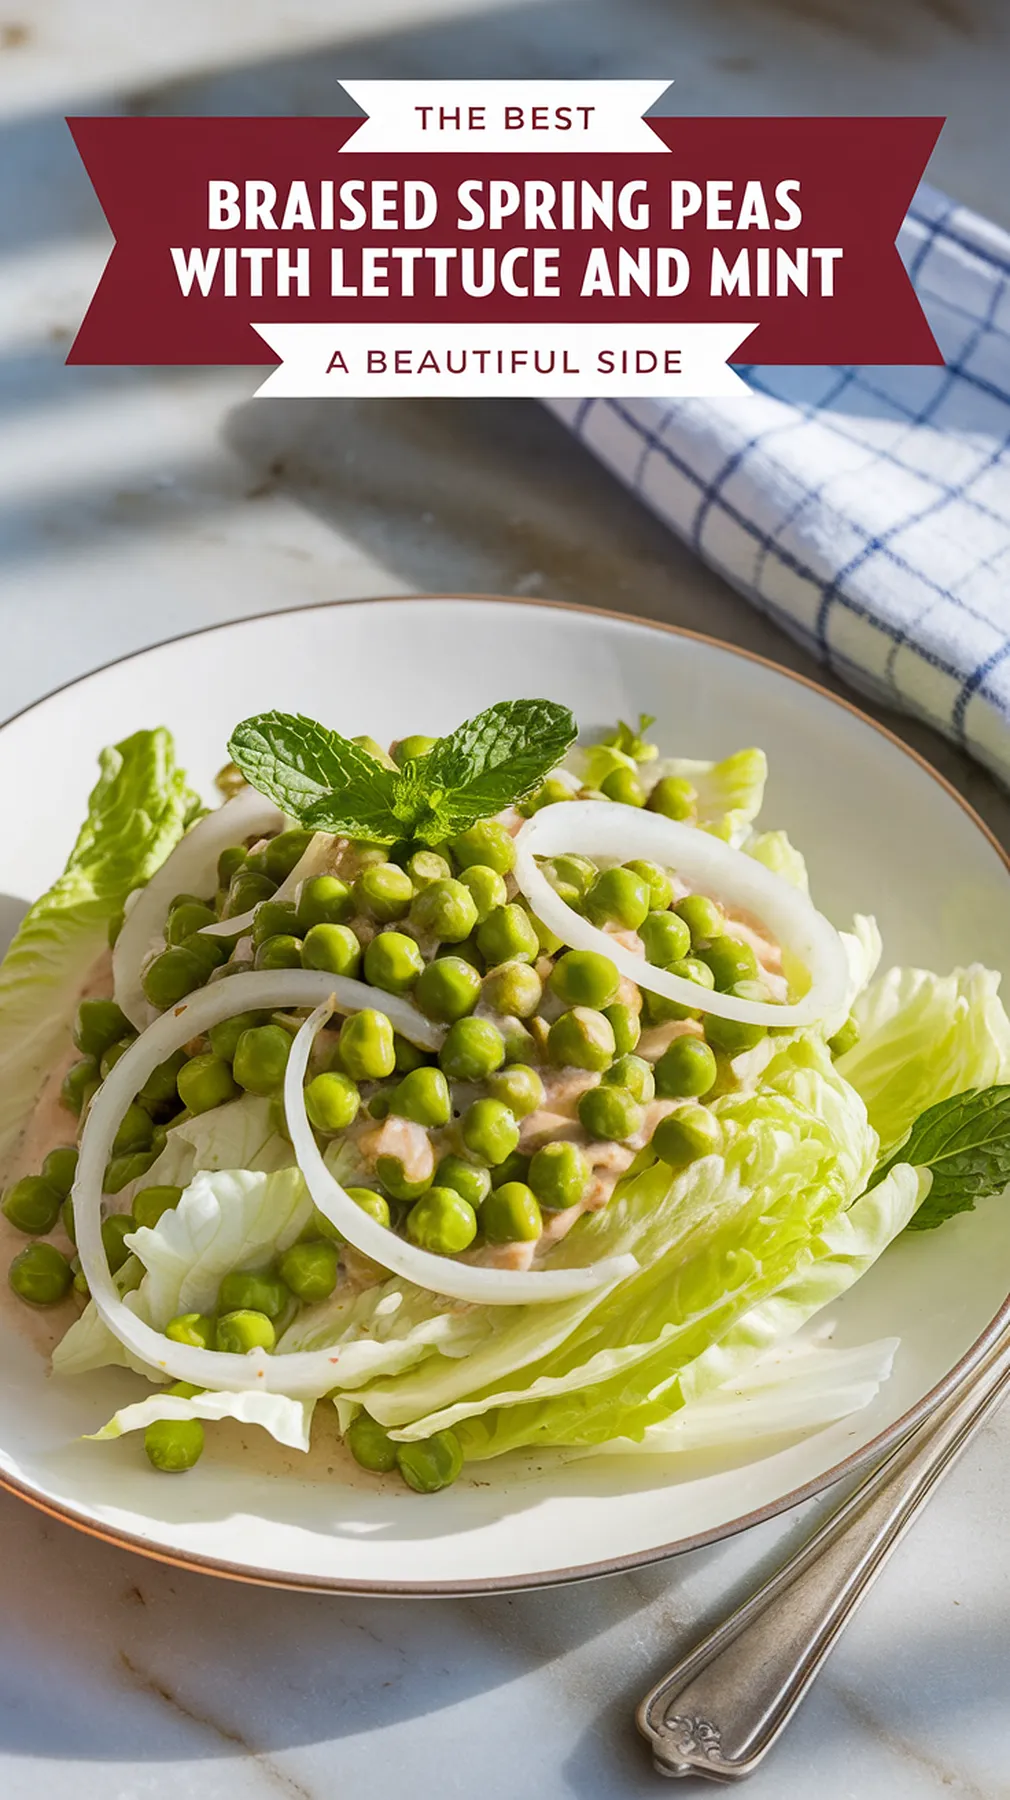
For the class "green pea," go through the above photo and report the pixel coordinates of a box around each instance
[304,1071,361,1134]
[648,776,696,821]
[585,866,651,930]
[251,900,301,947]
[347,1413,398,1472]
[166,901,217,946]
[654,1036,718,1098]
[396,1428,463,1494]
[674,894,725,947]
[578,1084,643,1142]
[524,906,563,957]
[640,910,692,966]
[603,1053,655,1103]
[601,767,646,807]
[410,878,480,945]
[653,1104,722,1165]
[73,999,130,1059]
[40,1145,78,1198]
[207,1010,269,1063]
[177,1053,240,1116]
[450,820,517,876]
[137,1048,189,1115]
[829,1014,861,1058]
[60,1056,99,1118]
[97,1036,132,1079]
[549,950,620,1009]
[603,1002,641,1055]
[218,1267,291,1318]
[300,922,362,979]
[476,902,540,969]
[626,860,676,912]
[375,1155,433,1203]
[392,734,437,766]
[297,875,353,931]
[145,1416,204,1473]
[501,1019,539,1065]
[393,1035,431,1074]
[216,1309,276,1354]
[233,1024,292,1096]
[217,845,247,887]
[521,777,575,816]
[490,1149,531,1188]
[406,849,452,890]
[102,1213,136,1274]
[699,937,759,991]
[60,1196,76,1245]
[112,1101,154,1156]
[182,931,229,981]
[391,1067,451,1129]
[547,1007,615,1072]
[435,1156,492,1211]
[141,947,206,1010]
[542,866,582,909]
[343,1187,392,1228]
[353,862,414,923]
[485,1063,545,1119]
[2,1176,62,1235]
[275,1240,341,1305]
[528,1142,590,1212]
[458,863,509,923]
[406,1186,478,1255]
[339,1009,396,1081]
[166,1312,216,1348]
[262,828,315,883]
[461,1098,519,1166]
[481,960,543,1018]
[703,1012,766,1055]
[223,870,277,918]
[71,1255,89,1297]
[364,931,424,995]
[643,956,717,1025]
[553,854,598,896]
[133,1185,183,1229]
[103,1151,157,1194]
[439,1017,505,1082]
[8,1241,73,1306]
[254,933,304,972]
[415,955,481,1024]
[481,1181,542,1244]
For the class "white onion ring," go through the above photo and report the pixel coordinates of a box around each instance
[113,788,285,1030]
[285,1002,638,1306]
[199,829,335,941]
[515,802,847,1028]
[73,972,443,1396]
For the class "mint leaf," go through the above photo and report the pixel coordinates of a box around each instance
[228,712,401,840]
[872,1085,1010,1231]
[411,700,577,837]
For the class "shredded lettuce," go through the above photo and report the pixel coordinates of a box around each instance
[90,1388,314,1452]
[0,730,200,1166]
[839,965,1010,1158]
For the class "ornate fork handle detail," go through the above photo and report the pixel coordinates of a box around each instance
[637,1328,1010,1782]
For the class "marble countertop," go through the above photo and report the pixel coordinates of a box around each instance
[2,3,1009,1794]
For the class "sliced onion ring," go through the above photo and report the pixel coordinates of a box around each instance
[112,787,285,1030]
[199,829,336,941]
[285,1001,638,1307]
[515,801,848,1029]
[73,972,444,1397]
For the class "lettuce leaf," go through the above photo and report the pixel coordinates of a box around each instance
[0,730,200,1165]
[839,965,1010,1158]
[121,1095,293,1206]
[89,1388,314,1452]
[647,747,767,845]
[747,829,809,892]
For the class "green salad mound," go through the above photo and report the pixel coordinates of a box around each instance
[2,704,1009,1494]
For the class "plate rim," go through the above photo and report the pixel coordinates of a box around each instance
[3,590,1008,1598]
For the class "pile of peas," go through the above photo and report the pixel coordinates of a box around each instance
[3,732,858,1490]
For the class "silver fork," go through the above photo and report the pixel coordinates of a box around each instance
[637,1322,1010,1781]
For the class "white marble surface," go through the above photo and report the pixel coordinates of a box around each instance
[2,3,1009,1794]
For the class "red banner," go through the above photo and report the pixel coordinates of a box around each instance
[67,111,943,370]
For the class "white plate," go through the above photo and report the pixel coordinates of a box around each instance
[1,596,1008,1594]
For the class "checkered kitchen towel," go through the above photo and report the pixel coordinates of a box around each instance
[547,185,1010,786]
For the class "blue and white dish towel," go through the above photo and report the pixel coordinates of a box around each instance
[547,185,1010,787]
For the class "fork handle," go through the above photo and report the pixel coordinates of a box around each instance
[637,1334,1010,1782]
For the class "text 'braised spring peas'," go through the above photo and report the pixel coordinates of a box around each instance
[4,702,1010,1494]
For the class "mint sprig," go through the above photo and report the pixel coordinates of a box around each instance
[228,699,576,846]
[872,1084,1010,1231]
